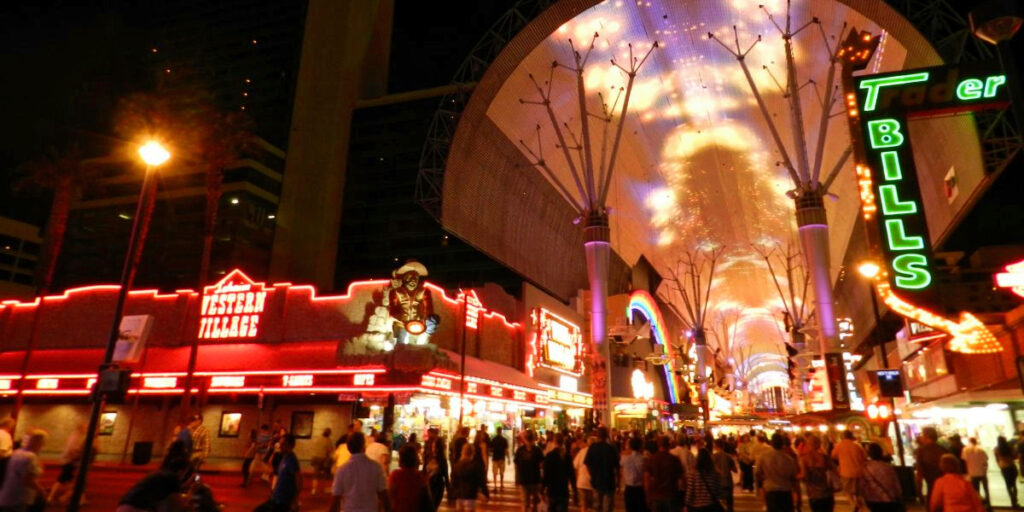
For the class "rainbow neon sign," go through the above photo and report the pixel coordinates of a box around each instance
[627,290,680,404]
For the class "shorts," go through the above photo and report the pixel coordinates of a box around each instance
[491,458,504,475]
[455,499,477,511]
[57,462,77,484]
[311,457,332,478]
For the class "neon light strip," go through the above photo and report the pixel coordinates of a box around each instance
[427,371,543,394]
[626,291,680,404]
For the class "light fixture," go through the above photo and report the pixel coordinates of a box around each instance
[857,261,881,279]
[230,198,239,205]
[138,141,170,167]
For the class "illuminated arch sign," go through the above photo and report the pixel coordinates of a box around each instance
[198,269,268,340]
[854,62,1009,297]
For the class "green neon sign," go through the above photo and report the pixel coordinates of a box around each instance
[884,218,925,251]
[892,254,931,289]
[858,72,929,112]
[878,185,918,215]
[954,75,1007,101]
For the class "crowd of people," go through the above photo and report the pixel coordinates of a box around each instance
[0,415,1021,512]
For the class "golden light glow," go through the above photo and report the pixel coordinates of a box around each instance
[857,261,881,279]
[138,141,171,167]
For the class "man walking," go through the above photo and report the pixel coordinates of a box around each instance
[256,434,301,512]
[491,427,509,492]
[831,430,867,512]
[756,433,799,512]
[188,414,210,472]
[330,432,390,512]
[584,427,619,512]
[645,436,683,512]
[514,430,544,512]
[962,437,990,506]
[915,427,948,506]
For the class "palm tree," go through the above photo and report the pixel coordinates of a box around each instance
[16,143,99,295]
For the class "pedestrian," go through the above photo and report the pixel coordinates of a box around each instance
[644,435,683,512]
[672,434,697,474]
[584,427,619,512]
[407,433,421,455]
[249,424,272,483]
[330,432,390,512]
[172,419,193,458]
[621,437,647,512]
[994,436,1018,508]
[712,438,737,512]
[756,433,800,512]
[514,430,544,512]
[797,435,835,512]
[116,455,191,512]
[0,418,14,487]
[0,429,47,512]
[916,427,949,506]
[188,414,210,473]
[739,434,756,492]
[452,427,470,468]
[686,448,725,512]
[929,454,984,512]
[574,436,596,512]
[422,427,449,511]
[475,426,490,480]
[451,444,488,511]
[255,434,301,512]
[241,429,257,488]
[46,422,94,506]
[960,437,989,506]
[312,428,335,495]
[390,445,431,512]
[542,435,572,512]
[367,432,392,473]
[860,443,904,512]
[490,426,509,492]
[832,430,868,512]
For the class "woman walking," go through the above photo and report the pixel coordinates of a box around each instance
[861,443,903,512]
[995,436,1019,508]
[686,449,724,512]
[798,435,835,512]
[930,454,985,512]
[451,444,488,511]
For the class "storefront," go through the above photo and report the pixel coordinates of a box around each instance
[0,262,549,462]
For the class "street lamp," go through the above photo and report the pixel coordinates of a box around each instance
[69,141,169,512]
[856,260,906,466]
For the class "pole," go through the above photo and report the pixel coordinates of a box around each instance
[868,283,905,466]
[458,292,467,427]
[68,166,156,512]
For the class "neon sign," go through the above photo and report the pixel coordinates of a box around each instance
[995,259,1024,299]
[282,374,313,387]
[848,57,1009,354]
[210,376,245,388]
[143,377,177,389]
[353,374,375,386]
[533,309,583,375]
[198,269,268,340]
[461,290,483,329]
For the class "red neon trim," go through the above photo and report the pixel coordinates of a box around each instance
[23,390,90,396]
[426,371,542,394]
[25,374,96,379]
[537,383,593,397]
[195,368,386,377]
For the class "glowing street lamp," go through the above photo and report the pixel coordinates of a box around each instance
[70,140,170,512]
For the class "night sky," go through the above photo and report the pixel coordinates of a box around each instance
[0,0,1019,253]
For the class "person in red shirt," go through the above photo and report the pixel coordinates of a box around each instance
[930,454,984,512]
[389,445,431,512]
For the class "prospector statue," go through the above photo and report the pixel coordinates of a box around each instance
[388,260,440,344]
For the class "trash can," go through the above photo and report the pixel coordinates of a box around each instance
[132,441,153,465]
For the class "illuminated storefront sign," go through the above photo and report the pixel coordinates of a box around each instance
[353,374,375,386]
[36,379,59,390]
[210,376,245,388]
[850,60,1008,354]
[421,375,452,390]
[143,377,177,389]
[461,290,483,329]
[198,270,268,340]
[282,374,313,387]
[533,308,583,375]
[995,259,1024,299]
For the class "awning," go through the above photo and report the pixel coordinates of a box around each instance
[438,349,542,392]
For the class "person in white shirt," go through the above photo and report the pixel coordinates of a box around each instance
[573,437,595,512]
[961,437,990,505]
[330,432,390,512]
[0,428,47,510]
[365,432,392,474]
[620,438,646,512]
[0,418,14,459]
[670,435,696,475]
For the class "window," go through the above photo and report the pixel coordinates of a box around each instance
[12,272,33,285]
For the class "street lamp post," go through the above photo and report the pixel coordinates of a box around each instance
[68,141,169,512]
[857,261,906,466]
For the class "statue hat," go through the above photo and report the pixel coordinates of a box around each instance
[395,260,428,277]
